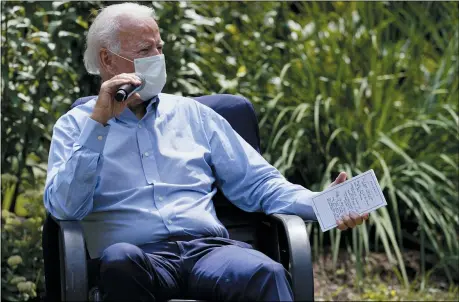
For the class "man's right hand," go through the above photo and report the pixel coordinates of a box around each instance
[90,73,143,125]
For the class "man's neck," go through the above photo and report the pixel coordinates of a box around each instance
[128,101,148,120]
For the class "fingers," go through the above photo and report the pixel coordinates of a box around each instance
[337,212,369,231]
[336,219,348,231]
[362,213,370,221]
[329,172,347,187]
[336,172,347,182]
[112,72,142,83]
[108,77,142,91]
[101,73,142,93]
[350,211,363,225]
[342,214,356,228]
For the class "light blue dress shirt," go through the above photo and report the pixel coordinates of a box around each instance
[44,93,318,258]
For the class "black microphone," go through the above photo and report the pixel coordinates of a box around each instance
[115,74,145,102]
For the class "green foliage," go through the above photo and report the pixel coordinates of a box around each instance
[1,1,458,300]
[1,203,46,301]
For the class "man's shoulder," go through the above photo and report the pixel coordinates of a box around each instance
[157,93,208,116]
[158,93,220,115]
[70,97,97,114]
[54,97,97,130]
[158,93,196,108]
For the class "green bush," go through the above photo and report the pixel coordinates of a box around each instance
[1,200,46,301]
[1,1,458,300]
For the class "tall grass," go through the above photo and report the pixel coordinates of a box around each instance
[259,2,459,287]
[154,1,459,287]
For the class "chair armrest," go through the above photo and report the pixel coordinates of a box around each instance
[51,216,89,301]
[268,214,314,302]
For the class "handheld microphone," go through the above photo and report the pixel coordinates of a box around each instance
[115,74,145,102]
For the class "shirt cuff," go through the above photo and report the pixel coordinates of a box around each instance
[77,117,110,153]
[292,191,319,221]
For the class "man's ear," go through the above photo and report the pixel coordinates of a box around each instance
[99,48,115,76]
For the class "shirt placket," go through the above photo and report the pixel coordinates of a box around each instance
[136,122,159,185]
[137,116,177,233]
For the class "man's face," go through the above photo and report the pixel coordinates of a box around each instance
[102,16,163,77]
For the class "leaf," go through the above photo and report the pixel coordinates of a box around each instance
[266,92,284,109]
[236,65,247,78]
[57,31,79,38]
[440,154,458,171]
[377,133,413,164]
[320,157,339,190]
[75,16,88,29]
[279,62,291,83]
[187,62,203,77]
[419,162,455,189]
[176,78,201,95]
[314,95,324,155]
[443,104,459,126]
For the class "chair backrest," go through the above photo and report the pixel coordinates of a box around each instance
[72,94,265,248]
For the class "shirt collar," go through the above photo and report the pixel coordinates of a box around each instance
[146,95,160,113]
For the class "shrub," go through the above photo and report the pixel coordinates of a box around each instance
[1,201,46,301]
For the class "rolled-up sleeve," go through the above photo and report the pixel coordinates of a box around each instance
[199,105,318,221]
[43,115,110,220]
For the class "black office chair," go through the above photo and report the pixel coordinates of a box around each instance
[42,94,314,301]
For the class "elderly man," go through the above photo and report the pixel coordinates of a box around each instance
[44,3,368,301]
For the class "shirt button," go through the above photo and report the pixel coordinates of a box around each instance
[138,124,142,128]
[158,196,163,201]
[144,152,149,157]
[167,219,173,225]
[97,136,103,141]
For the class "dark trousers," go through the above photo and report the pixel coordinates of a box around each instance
[98,237,293,301]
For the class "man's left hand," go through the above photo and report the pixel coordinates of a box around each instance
[329,172,370,231]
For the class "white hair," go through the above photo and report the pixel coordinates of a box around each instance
[83,3,156,75]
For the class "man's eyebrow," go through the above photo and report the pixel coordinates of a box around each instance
[135,40,164,49]
[135,41,152,49]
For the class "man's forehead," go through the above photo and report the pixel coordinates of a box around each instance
[117,17,161,44]
[118,16,159,34]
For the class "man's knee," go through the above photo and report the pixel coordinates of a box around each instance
[189,246,292,301]
[230,247,288,280]
[248,258,292,301]
[230,249,292,301]
[257,261,287,279]
[100,242,144,275]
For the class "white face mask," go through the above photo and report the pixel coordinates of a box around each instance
[109,50,167,101]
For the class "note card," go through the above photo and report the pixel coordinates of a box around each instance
[311,170,387,232]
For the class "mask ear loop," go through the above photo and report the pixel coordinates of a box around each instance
[107,48,134,63]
